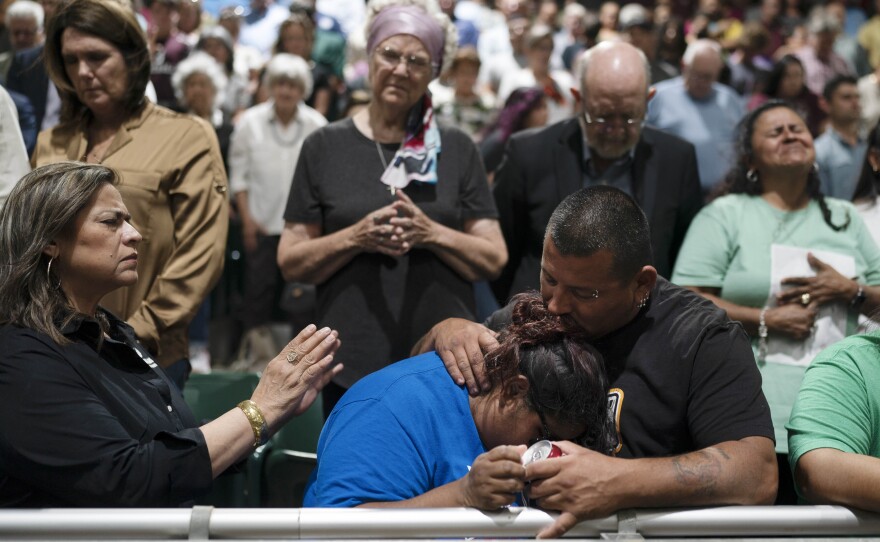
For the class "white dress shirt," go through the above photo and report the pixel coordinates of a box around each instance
[0,86,30,208]
[228,101,327,235]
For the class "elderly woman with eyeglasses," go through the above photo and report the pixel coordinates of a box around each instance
[278,0,507,417]
[305,291,612,509]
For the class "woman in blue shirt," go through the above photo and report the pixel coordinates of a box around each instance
[305,291,612,509]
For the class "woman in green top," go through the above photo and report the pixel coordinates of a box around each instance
[671,100,880,503]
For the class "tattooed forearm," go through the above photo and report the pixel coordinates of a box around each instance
[671,448,729,498]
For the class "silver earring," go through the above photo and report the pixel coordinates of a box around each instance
[637,293,650,309]
[812,162,819,173]
[746,169,758,183]
[47,257,60,288]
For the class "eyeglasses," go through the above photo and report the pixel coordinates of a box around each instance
[375,46,433,76]
[582,111,646,131]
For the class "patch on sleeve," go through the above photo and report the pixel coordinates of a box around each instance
[607,388,624,455]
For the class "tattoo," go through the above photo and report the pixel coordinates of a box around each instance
[671,449,725,498]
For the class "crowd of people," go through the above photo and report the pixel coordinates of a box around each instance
[0,0,879,532]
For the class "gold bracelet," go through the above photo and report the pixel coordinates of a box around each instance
[237,400,269,449]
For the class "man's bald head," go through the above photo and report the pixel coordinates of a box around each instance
[575,42,652,161]
[578,41,650,99]
[681,39,723,100]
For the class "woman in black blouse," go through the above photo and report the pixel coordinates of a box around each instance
[0,162,341,507]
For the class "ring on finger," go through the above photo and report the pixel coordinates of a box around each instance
[801,292,811,306]
[286,351,300,364]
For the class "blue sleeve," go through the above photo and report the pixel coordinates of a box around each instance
[305,398,434,507]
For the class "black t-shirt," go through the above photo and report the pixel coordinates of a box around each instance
[285,118,498,388]
[487,277,774,458]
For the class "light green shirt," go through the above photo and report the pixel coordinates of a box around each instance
[787,334,880,500]
[672,194,880,452]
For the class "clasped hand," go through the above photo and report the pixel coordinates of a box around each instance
[355,190,436,257]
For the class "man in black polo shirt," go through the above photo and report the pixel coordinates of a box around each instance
[416,186,776,538]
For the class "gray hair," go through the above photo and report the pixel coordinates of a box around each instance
[681,38,722,67]
[6,0,44,29]
[576,41,651,96]
[171,51,228,111]
[562,2,587,21]
[807,7,842,35]
[262,53,314,98]
[0,162,119,346]
[364,0,457,76]
[526,22,554,48]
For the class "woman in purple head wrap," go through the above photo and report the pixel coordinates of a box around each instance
[278,0,508,417]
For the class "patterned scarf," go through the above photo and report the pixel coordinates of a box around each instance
[380,93,441,190]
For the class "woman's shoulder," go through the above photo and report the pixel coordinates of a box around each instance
[821,195,859,211]
[139,102,217,141]
[818,196,860,223]
[299,117,359,149]
[338,352,452,407]
[298,104,329,129]
[238,101,274,122]
[816,197,866,232]
[147,103,212,129]
[0,323,63,359]
[808,332,880,374]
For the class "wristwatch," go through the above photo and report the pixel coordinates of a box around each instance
[851,284,866,307]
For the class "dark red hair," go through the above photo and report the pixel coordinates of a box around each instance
[484,292,613,453]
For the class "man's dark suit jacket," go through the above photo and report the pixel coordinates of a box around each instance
[491,118,703,303]
[6,44,48,131]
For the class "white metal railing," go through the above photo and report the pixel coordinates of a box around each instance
[1,506,879,539]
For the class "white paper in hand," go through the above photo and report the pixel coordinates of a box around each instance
[765,245,855,367]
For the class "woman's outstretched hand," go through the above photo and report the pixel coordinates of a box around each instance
[250,324,343,432]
